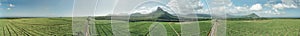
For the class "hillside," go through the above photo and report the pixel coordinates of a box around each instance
[129,7,179,22]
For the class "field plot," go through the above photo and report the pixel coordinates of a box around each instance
[95,20,212,36]
[96,19,300,36]
[227,19,300,36]
[1,18,299,36]
[0,18,72,36]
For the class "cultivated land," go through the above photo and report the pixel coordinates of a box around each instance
[1,18,299,36]
[96,19,300,36]
[0,18,72,36]
[95,20,211,36]
[227,19,300,36]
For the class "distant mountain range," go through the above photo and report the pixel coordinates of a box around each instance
[227,13,260,18]
[95,7,262,21]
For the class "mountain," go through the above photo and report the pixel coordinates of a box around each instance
[195,14,211,17]
[227,13,260,19]
[183,14,211,19]
[181,13,260,19]
[245,13,260,18]
[95,7,179,22]
[129,7,179,22]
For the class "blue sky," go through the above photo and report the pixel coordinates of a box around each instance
[200,0,300,17]
[229,0,300,17]
[0,0,299,17]
[0,0,73,17]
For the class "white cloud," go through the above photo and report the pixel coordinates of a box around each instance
[264,10,273,14]
[250,4,262,11]
[112,0,148,13]
[192,0,248,14]
[132,7,157,14]
[260,0,299,15]
[264,3,272,7]
[166,0,203,14]
[162,0,287,16]
[9,4,15,7]
[195,0,294,15]
[166,0,179,13]
[277,0,299,9]
[209,0,231,6]
[236,6,250,11]
[273,3,297,9]
[281,0,298,5]
[7,8,11,10]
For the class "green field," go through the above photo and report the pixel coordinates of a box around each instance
[1,18,299,36]
[96,19,300,36]
[227,19,300,36]
[95,20,211,36]
[0,18,72,36]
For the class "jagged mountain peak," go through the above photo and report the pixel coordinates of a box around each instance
[156,7,164,11]
[150,7,169,14]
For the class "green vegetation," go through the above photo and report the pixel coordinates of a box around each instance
[227,19,300,36]
[95,19,300,36]
[95,20,211,36]
[0,18,72,36]
[1,17,299,36]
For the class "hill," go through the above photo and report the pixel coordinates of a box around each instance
[129,7,179,22]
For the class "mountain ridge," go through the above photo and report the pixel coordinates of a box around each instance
[129,7,179,22]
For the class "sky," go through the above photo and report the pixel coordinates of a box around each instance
[0,0,300,17]
[0,0,73,17]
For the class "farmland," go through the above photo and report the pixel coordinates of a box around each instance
[0,18,299,36]
[95,20,211,36]
[96,19,300,36]
[0,18,72,36]
[227,19,300,36]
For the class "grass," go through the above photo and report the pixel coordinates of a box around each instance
[0,18,72,36]
[1,18,299,36]
[227,19,300,36]
[95,20,212,36]
[95,19,300,36]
